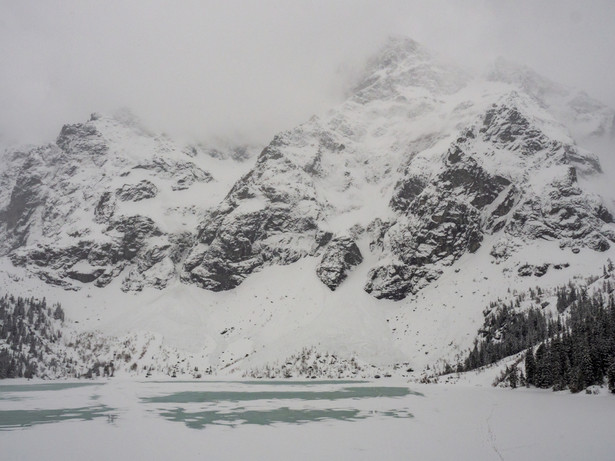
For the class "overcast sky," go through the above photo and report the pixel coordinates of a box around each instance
[1,0,615,147]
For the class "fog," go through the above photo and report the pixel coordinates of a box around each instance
[1,0,615,147]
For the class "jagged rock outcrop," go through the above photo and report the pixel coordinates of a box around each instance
[316,237,363,290]
[0,112,221,291]
[364,92,614,299]
[181,142,324,291]
[116,180,158,202]
[132,156,212,191]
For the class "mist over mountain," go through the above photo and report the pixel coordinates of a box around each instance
[2,1,615,149]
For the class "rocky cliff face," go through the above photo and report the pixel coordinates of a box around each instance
[365,92,613,299]
[181,37,615,299]
[0,112,248,291]
[181,138,326,291]
[1,37,614,300]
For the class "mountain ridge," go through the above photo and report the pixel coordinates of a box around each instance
[1,36,614,377]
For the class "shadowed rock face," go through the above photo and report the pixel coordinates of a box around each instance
[180,50,615,300]
[9,214,166,289]
[316,237,363,290]
[365,264,440,301]
[116,180,158,202]
[389,176,426,213]
[132,157,212,191]
[0,113,216,292]
[181,143,324,291]
[363,98,614,300]
[0,173,45,252]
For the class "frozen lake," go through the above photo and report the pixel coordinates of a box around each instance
[1,379,614,460]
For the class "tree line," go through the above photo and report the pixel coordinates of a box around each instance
[457,260,615,393]
[0,294,65,378]
[523,282,615,392]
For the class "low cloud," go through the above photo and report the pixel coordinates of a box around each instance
[1,0,614,147]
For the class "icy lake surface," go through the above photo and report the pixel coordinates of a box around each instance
[1,379,614,460]
[0,380,416,430]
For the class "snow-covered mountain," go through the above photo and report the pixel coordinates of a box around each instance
[1,36,614,378]
[0,111,258,292]
[182,37,614,299]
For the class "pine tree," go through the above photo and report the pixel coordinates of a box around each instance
[53,305,65,322]
[508,365,519,389]
[535,343,547,387]
[580,343,594,388]
[525,350,536,386]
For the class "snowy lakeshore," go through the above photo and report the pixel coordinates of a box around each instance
[1,378,614,461]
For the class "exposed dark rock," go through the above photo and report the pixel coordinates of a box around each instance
[403,197,484,265]
[168,232,196,264]
[67,268,105,283]
[0,114,212,291]
[316,237,363,290]
[553,263,570,270]
[518,263,550,277]
[439,157,510,209]
[109,215,161,260]
[2,50,615,301]
[365,264,440,300]
[94,192,116,223]
[314,230,334,249]
[446,145,464,164]
[366,219,393,252]
[480,103,550,155]
[490,239,518,262]
[183,205,319,291]
[597,205,614,224]
[182,141,323,291]
[390,176,426,212]
[56,122,109,162]
[116,180,158,202]
[585,232,611,252]
[133,157,212,191]
[491,186,518,218]
[2,174,44,231]
[94,265,126,288]
[0,172,45,253]
[518,264,535,277]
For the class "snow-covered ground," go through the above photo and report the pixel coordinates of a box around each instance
[1,379,613,461]
[1,233,614,378]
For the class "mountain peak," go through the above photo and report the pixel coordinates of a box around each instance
[351,35,468,101]
[487,57,569,101]
[487,57,615,142]
[370,35,425,68]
